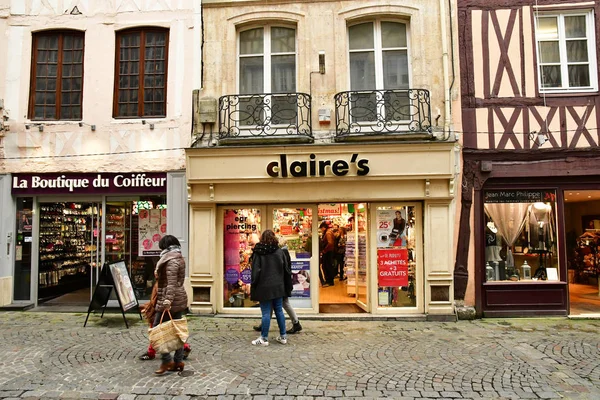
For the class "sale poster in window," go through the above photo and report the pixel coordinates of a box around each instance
[377,248,409,287]
[376,208,406,248]
[139,209,165,256]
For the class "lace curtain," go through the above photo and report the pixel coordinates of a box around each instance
[484,203,530,268]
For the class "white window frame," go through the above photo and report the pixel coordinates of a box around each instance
[347,19,413,125]
[236,25,298,129]
[347,19,412,92]
[534,9,598,93]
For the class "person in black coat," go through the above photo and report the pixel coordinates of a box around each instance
[250,229,290,346]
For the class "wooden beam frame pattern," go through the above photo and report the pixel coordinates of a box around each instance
[454,0,600,304]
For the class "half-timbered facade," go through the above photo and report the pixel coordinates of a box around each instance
[456,0,600,316]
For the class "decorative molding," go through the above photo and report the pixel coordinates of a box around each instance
[209,184,215,201]
[425,179,430,197]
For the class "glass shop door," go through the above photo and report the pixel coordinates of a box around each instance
[268,205,317,312]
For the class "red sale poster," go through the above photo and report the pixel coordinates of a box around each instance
[377,248,409,287]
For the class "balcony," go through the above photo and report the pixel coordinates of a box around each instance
[334,89,432,141]
[218,93,312,145]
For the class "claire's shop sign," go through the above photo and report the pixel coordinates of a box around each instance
[266,153,370,178]
[11,173,167,195]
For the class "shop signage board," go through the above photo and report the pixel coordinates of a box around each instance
[109,261,138,311]
[484,190,556,203]
[84,261,142,328]
[11,172,167,195]
[266,153,370,178]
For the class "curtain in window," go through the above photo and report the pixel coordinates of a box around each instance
[484,203,530,268]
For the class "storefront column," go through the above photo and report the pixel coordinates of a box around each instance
[189,204,217,313]
[0,175,13,306]
[424,200,455,316]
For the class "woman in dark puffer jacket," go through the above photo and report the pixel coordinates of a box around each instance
[250,230,289,346]
[153,235,189,375]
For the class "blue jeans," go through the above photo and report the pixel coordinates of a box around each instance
[152,310,184,364]
[259,298,286,340]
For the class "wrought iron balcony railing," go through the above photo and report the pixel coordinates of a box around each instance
[219,93,312,140]
[334,89,432,138]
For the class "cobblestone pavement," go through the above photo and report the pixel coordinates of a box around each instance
[0,312,599,399]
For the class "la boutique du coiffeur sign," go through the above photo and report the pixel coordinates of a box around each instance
[11,172,167,195]
[266,153,370,178]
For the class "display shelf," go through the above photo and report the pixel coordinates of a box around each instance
[37,202,94,298]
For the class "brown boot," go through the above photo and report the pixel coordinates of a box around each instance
[154,361,175,375]
[168,362,185,372]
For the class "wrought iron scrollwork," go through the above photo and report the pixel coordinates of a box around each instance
[219,93,312,139]
[334,89,432,137]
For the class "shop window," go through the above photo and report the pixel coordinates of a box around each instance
[376,206,417,307]
[535,10,598,93]
[272,208,313,304]
[114,27,169,118]
[29,30,84,120]
[223,208,261,307]
[483,190,559,282]
[238,25,297,126]
[348,20,411,122]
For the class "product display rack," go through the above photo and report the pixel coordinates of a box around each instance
[38,203,93,299]
[104,204,130,264]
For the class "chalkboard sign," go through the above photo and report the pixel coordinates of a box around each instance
[84,261,142,328]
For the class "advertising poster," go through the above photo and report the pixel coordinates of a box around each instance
[138,209,164,256]
[376,209,406,248]
[18,210,32,233]
[223,209,261,306]
[109,261,137,311]
[290,260,311,298]
[377,248,409,287]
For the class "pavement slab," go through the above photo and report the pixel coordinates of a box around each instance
[0,313,599,399]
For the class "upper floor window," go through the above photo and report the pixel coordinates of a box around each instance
[114,28,168,118]
[535,10,598,93]
[239,25,296,95]
[238,26,297,126]
[348,20,411,122]
[29,30,84,121]
[349,20,409,92]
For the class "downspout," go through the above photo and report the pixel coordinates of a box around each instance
[439,0,452,136]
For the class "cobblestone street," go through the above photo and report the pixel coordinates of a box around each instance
[0,312,599,399]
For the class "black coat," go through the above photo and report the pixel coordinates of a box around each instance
[250,243,291,302]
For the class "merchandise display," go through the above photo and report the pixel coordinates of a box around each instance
[38,202,95,299]
[483,198,559,283]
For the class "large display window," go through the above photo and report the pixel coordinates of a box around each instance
[375,205,417,308]
[222,208,262,308]
[483,190,559,283]
[35,197,167,303]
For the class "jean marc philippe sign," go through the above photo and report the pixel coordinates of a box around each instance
[12,173,167,195]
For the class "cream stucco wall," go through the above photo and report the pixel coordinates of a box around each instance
[0,0,201,174]
[186,143,457,315]
[201,0,457,141]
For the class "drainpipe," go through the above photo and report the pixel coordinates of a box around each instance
[439,0,452,135]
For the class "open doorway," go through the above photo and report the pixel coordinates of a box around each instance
[564,190,600,315]
[317,203,368,313]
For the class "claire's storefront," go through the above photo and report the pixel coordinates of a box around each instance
[7,171,188,307]
[185,144,457,318]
